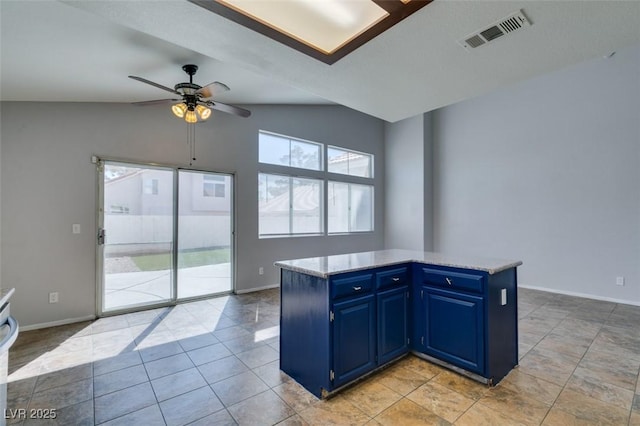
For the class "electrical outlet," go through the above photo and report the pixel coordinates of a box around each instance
[72,224,81,234]
[49,292,59,303]
[616,276,625,286]
[259,267,264,275]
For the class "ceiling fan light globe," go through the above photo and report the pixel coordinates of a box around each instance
[171,103,187,118]
[196,104,212,120]
[185,110,198,123]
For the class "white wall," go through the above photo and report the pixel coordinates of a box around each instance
[433,44,640,304]
[0,103,385,327]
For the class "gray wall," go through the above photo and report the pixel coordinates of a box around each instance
[433,44,640,304]
[384,114,425,251]
[1,103,385,327]
[384,113,435,252]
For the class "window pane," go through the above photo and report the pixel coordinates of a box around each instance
[292,178,322,234]
[259,173,290,235]
[328,182,373,233]
[290,140,321,170]
[328,146,373,178]
[259,133,290,167]
[327,148,349,175]
[328,182,349,233]
[259,131,323,171]
[350,184,373,232]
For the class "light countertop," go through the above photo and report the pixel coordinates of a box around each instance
[274,249,522,278]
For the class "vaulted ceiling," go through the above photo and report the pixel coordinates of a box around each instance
[1,1,639,122]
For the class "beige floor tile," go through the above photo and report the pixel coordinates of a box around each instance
[552,389,630,425]
[151,367,208,402]
[187,409,237,426]
[342,380,403,417]
[94,382,156,424]
[159,386,225,426]
[375,364,430,396]
[33,364,92,394]
[197,355,248,384]
[577,351,639,391]
[476,385,550,426]
[236,344,279,369]
[542,407,601,426]
[187,342,233,366]
[98,404,165,426]
[277,414,310,425]
[24,399,94,426]
[397,355,444,379]
[456,401,526,426]
[93,351,142,376]
[373,398,449,426]
[29,377,93,412]
[210,370,270,406]
[499,369,563,406]
[406,381,474,423]
[228,389,295,425]
[534,333,590,359]
[518,348,579,386]
[565,367,635,410]
[430,370,489,401]
[630,411,640,426]
[143,352,195,380]
[298,395,370,425]
[253,360,292,387]
[94,364,149,397]
[273,380,320,412]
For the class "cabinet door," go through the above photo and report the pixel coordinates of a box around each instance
[422,286,485,375]
[377,287,409,365]
[332,294,376,388]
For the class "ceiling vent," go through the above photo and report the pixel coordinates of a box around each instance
[458,10,531,51]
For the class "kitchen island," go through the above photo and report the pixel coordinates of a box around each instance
[275,249,522,398]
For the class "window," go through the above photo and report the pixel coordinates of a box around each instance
[328,146,373,178]
[143,178,159,195]
[259,173,323,236]
[328,182,373,233]
[259,132,322,171]
[258,130,374,237]
[109,205,130,214]
[203,175,225,198]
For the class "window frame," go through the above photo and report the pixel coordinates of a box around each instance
[258,130,375,239]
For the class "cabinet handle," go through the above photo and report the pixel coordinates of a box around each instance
[445,277,453,286]
[353,286,362,291]
[392,277,400,282]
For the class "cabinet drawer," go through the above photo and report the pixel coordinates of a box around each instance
[376,266,409,290]
[331,273,373,300]
[422,268,484,293]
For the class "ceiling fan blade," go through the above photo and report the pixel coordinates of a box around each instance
[205,101,251,118]
[132,99,181,106]
[197,81,230,99]
[129,75,180,95]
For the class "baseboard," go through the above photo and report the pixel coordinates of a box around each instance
[518,284,640,307]
[20,315,97,332]
[235,283,280,294]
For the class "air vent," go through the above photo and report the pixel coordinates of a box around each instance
[458,10,531,51]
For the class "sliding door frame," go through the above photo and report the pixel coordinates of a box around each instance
[95,156,236,317]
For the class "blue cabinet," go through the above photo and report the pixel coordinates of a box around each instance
[413,264,518,384]
[377,286,409,365]
[420,286,484,374]
[332,294,376,387]
[280,259,518,397]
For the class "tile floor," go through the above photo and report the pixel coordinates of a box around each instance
[6,288,640,425]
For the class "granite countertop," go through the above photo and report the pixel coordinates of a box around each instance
[274,249,522,278]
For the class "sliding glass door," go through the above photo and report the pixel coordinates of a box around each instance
[98,161,233,314]
[177,171,233,299]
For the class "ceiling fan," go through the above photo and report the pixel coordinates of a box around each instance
[129,64,251,123]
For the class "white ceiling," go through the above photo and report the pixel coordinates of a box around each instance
[1,0,639,123]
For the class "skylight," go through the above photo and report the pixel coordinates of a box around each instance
[190,0,432,64]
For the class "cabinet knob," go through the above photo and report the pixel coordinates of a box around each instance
[445,277,453,286]
[392,277,400,282]
[353,286,362,291]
